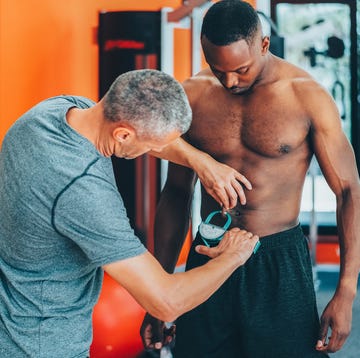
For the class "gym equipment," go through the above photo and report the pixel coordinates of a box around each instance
[199,211,232,247]
[199,210,261,253]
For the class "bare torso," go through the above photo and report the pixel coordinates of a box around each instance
[185,56,314,236]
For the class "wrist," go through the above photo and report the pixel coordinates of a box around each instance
[212,250,245,271]
[336,281,357,301]
[187,151,212,174]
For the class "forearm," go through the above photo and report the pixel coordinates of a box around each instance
[150,137,210,169]
[105,251,240,323]
[105,230,258,323]
[161,251,240,320]
[336,187,360,297]
[154,185,194,273]
[151,137,252,210]
[154,218,191,274]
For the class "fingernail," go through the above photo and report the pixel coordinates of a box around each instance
[316,340,323,348]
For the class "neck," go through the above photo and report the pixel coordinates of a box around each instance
[66,101,113,156]
[256,53,278,87]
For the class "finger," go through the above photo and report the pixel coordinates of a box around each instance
[142,324,156,349]
[325,329,348,353]
[228,227,242,232]
[206,186,229,211]
[195,244,216,258]
[164,324,176,345]
[140,318,165,350]
[221,182,239,209]
[151,321,166,350]
[230,179,247,205]
[233,172,252,190]
[316,318,330,350]
[215,190,230,211]
[324,336,338,353]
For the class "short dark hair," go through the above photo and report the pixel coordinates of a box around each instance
[201,0,260,46]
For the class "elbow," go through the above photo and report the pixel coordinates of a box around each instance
[147,296,184,323]
[154,310,179,323]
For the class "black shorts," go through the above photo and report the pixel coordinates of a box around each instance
[173,225,329,358]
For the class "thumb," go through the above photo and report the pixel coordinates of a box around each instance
[317,317,330,349]
[195,245,218,258]
[152,321,165,349]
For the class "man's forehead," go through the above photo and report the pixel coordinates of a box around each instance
[202,37,254,70]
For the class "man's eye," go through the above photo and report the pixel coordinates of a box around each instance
[237,68,249,74]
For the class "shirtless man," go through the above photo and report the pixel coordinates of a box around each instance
[141,1,360,357]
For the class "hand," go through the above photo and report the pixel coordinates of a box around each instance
[140,313,176,351]
[195,227,259,266]
[195,156,252,211]
[316,292,353,353]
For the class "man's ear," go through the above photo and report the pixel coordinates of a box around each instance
[113,126,134,143]
[261,36,270,55]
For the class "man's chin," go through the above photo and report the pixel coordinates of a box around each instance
[229,87,249,95]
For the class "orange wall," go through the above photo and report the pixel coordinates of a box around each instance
[0,0,255,143]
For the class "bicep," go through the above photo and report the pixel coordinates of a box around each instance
[163,161,197,196]
[310,92,358,195]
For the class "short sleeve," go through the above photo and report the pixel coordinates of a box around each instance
[52,173,146,266]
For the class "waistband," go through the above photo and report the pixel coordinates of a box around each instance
[195,224,305,250]
[257,224,305,249]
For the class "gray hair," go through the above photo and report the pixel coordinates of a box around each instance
[103,69,192,139]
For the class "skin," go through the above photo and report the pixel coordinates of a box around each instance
[150,137,252,209]
[65,98,260,322]
[141,29,360,354]
[69,100,252,209]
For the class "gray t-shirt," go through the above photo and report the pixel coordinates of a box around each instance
[0,96,147,357]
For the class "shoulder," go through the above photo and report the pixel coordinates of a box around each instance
[182,68,220,105]
[273,58,335,113]
[276,58,329,98]
[276,61,340,127]
[43,95,95,109]
[290,77,337,119]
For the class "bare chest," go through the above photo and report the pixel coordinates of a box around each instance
[189,92,310,159]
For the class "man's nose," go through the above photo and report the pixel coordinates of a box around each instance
[223,72,238,89]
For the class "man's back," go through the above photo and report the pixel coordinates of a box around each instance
[0,96,101,357]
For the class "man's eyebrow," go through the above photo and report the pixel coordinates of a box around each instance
[211,65,249,72]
